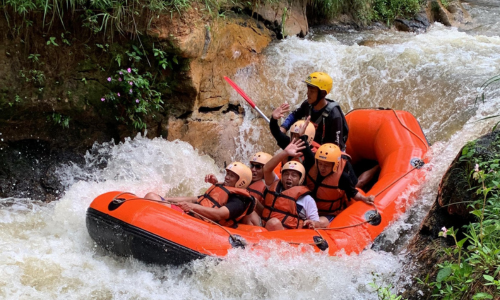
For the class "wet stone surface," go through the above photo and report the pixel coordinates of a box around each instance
[0,139,85,202]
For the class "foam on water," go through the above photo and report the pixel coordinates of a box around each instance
[1,19,500,299]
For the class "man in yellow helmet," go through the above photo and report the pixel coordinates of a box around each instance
[277,72,349,151]
[305,143,375,227]
[144,162,255,228]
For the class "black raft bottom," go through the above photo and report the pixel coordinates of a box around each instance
[86,208,206,266]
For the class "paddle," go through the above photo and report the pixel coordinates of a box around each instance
[224,76,270,123]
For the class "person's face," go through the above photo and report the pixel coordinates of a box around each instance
[317,160,335,177]
[306,85,319,104]
[281,169,301,190]
[224,170,240,187]
[250,162,264,182]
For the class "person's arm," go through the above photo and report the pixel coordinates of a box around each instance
[297,116,315,172]
[270,118,291,150]
[339,162,375,205]
[163,196,199,203]
[264,139,305,186]
[300,195,323,229]
[176,202,230,221]
[280,100,308,132]
[356,165,380,188]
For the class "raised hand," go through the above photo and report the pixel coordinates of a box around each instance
[298,116,311,137]
[284,138,306,157]
[272,103,290,120]
[205,174,218,185]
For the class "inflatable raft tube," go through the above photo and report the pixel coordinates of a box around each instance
[86,108,428,266]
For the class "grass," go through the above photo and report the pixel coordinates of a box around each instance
[1,0,425,38]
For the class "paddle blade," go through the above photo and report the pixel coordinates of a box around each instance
[224,76,256,108]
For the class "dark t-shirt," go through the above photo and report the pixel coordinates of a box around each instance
[225,194,249,219]
[282,99,347,150]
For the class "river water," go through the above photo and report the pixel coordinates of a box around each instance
[1,2,500,299]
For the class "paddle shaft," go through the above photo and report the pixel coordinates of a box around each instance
[224,76,270,123]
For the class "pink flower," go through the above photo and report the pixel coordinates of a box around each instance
[107,77,111,82]
[129,81,133,86]
[441,227,447,238]
[129,89,133,94]
[117,93,120,97]
[101,98,105,102]
[119,71,123,75]
[136,99,139,103]
[127,68,131,73]
[474,164,479,172]
[118,78,122,82]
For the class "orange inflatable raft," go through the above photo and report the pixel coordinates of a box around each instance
[86,108,429,266]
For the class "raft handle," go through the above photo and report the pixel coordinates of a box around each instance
[313,236,329,251]
[410,158,425,169]
[229,234,247,249]
[365,210,382,226]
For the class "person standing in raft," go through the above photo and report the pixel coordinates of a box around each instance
[261,139,326,231]
[241,152,273,226]
[144,162,255,228]
[304,143,375,228]
[278,72,349,151]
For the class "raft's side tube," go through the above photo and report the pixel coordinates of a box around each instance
[323,110,428,254]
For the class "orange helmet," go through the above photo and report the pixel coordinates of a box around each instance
[290,120,316,145]
[315,143,342,172]
[250,152,272,166]
[282,161,306,185]
[226,162,252,189]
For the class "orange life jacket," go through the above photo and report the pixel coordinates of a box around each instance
[197,184,254,228]
[261,181,311,229]
[306,158,349,216]
[247,180,267,204]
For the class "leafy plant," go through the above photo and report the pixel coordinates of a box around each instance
[419,136,500,299]
[48,113,71,128]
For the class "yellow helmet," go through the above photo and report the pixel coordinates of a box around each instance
[282,161,306,185]
[226,162,252,189]
[290,120,316,145]
[304,72,333,94]
[250,152,272,166]
[315,143,342,172]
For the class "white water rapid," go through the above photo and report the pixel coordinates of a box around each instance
[1,3,500,299]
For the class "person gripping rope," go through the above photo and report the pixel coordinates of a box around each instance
[144,162,255,228]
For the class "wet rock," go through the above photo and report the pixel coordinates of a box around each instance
[253,0,308,37]
[0,139,85,201]
[401,130,500,299]
[425,0,472,28]
[394,13,431,32]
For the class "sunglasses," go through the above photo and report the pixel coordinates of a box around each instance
[250,163,263,170]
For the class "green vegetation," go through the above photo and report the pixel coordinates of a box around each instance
[418,136,500,299]
[309,0,423,25]
[417,75,500,299]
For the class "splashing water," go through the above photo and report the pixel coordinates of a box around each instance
[2,10,500,300]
